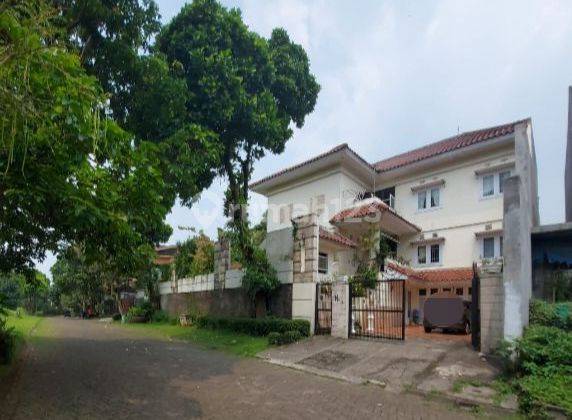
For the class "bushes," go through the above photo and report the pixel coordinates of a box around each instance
[0,317,16,365]
[197,315,310,338]
[112,313,122,322]
[151,310,170,323]
[529,300,571,331]
[268,330,302,345]
[505,325,572,416]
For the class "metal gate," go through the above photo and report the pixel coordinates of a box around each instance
[315,283,332,335]
[349,279,405,340]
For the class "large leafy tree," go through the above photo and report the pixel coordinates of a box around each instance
[52,0,161,121]
[0,1,171,273]
[156,0,320,261]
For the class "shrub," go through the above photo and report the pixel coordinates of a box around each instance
[529,300,572,331]
[0,317,16,365]
[112,313,122,322]
[280,330,302,344]
[267,332,281,345]
[126,305,148,322]
[241,248,279,299]
[197,316,310,337]
[267,330,303,346]
[151,310,170,323]
[515,326,572,376]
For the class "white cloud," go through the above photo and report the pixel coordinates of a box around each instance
[36,0,572,275]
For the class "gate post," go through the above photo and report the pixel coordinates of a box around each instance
[331,282,349,339]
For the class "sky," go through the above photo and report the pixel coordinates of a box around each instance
[35,0,572,276]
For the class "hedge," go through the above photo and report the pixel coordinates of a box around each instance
[529,300,572,331]
[196,316,310,337]
[268,330,302,345]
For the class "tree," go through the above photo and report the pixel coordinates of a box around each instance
[174,233,215,278]
[0,1,171,273]
[156,0,320,262]
[0,273,25,310]
[52,0,161,121]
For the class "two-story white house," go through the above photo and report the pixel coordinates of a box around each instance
[251,119,539,332]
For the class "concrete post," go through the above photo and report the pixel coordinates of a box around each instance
[291,213,318,333]
[331,282,349,338]
[502,175,531,341]
[214,234,231,290]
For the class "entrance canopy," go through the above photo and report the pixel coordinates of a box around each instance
[330,198,420,237]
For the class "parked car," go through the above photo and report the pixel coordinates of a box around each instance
[423,293,471,334]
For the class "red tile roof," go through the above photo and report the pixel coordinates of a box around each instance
[388,262,473,284]
[250,143,373,189]
[319,227,356,248]
[329,200,421,232]
[374,119,529,172]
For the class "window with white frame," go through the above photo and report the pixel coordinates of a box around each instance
[417,243,441,265]
[481,235,503,259]
[318,252,328,274]
[430,244,440,263]
[481,170,511,198]
[418,187,440,210]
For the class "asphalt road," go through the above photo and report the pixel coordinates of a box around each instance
[0,317,497,419]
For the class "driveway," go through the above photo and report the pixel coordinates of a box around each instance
[259,335,515,409]
[0,317,508,419]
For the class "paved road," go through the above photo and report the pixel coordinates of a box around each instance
[0,317,498,419]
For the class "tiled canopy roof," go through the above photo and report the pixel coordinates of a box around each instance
[319,227,356,248]
[388,262,473,284]
[329,200,421,232]
[374,119,528,172]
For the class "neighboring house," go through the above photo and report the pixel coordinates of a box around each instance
[251,119,539,330]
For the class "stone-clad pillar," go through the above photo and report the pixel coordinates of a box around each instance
[331,282,349,338]
[214,234,231,290]
[479,261,504,353]
[291,213,318,332]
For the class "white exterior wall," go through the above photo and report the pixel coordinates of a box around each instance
[266,169,367,232]
[388,149,514,269]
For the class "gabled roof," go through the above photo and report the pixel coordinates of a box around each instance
[374,119,529,172]
[319,227,356,248]
[249,143,374,189]
[249,118,529,192]
[329,200,421,233]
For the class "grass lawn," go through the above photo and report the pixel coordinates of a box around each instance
[0,311,44,377]
[118,322,269,357]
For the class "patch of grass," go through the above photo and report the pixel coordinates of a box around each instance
[119,322,269,357]
[451,378,485,393]
[490,379,513,406]
[0,310,44,377]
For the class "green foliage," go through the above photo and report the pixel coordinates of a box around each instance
[515,326,572,376]
[529,300,572,331]
[151,310,171,324]
[157,0,319,262]
[175,233,215,279]
[501,326,572,417]
[197,316,310,338]
[267,330,303,346]
[0,273,25,310]
[0,1,171,273]
[241,247,279,300]
[112,313,122,322]
[0,316,16,365]
[267,332,281,345]
[349,265,378,297]
[126,305,150,323]
[54,0,161,121]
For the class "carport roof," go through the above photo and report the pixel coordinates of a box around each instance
[388,262,473,284]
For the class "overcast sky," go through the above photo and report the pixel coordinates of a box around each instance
[35,0,572,276]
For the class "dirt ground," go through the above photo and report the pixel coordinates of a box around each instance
[0,317,509,419]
